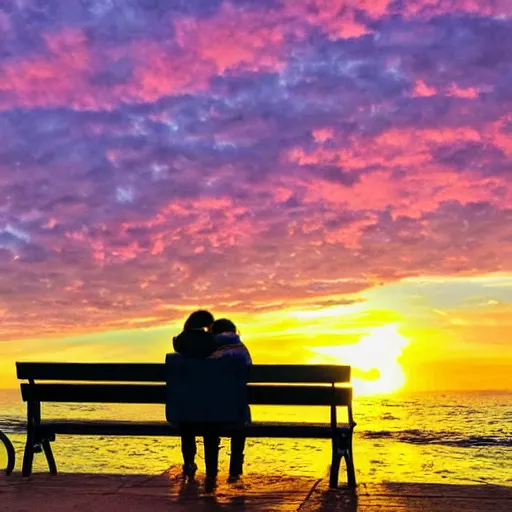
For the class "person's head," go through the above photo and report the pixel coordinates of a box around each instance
[210,318,237,335]
[183,310,214,331]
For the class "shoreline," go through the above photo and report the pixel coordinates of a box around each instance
[2,467,511,511]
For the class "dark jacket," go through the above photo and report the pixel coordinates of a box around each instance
[165,354,250,424]
[172,329,217,359]
[210,333,252,365]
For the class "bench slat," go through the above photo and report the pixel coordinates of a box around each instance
[21,383,352,406]
[38,420,352,439]
[16,362,350,384]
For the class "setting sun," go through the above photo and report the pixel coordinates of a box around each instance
[308,324,410,396]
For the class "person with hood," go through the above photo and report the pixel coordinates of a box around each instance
[209,318,252,481]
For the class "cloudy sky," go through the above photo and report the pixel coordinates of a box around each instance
[1,0,511,391]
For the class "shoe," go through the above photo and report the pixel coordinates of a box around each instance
[182,462,198,478]
[227,473,242,483]
[204,474,217,493]
[229,454,244,481]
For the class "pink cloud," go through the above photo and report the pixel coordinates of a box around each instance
[447,85,479,99]
[175,3,287,74]
[128,40,213,102]
[413,80,437,97]
[312,128,335,143]
[488,116,512,156]
[404,0,512,17]
[64,196,262,267]
[282,0,374,39]
[0,28,95,110]
[324,215,380,248]
[291,123,511,234]
[0,28,213,110]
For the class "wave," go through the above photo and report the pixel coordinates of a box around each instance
[361,429,512,448]
[0,418,26,434]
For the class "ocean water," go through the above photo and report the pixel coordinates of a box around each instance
[0,390,510,485]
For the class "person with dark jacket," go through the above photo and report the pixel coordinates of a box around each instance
[209,318,252,481]
[172,310,216,478]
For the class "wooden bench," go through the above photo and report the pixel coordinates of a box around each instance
[16,362,356,488]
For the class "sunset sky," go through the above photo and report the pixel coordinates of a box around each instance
[1,0,511,392]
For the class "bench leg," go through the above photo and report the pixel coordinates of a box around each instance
[344,449,356,489]
[42,440,57,475]
[22,438,34,477]
[0,430,15,475]
[22,400,38,477]
[329,437,342,489]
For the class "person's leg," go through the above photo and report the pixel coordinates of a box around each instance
[179,423,198,477]
[229,433,246,479]
[181,433,197,464]
[203,430,220,480]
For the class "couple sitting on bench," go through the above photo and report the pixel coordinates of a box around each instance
[168,310,252,483]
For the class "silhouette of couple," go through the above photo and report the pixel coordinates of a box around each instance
[172,310,252,482]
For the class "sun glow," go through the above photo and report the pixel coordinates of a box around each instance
[308,324,410,396]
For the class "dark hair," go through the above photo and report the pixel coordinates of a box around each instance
[211,318,237,335]
[183,310,214,331]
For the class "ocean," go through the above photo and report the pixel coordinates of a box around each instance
[1,390,510,485]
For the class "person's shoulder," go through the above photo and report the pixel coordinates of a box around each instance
[240,340,251,352]
[215,332,242,345]
[214,343,252,363]
[172,331,186,352]
[241,343,252,363]
[174,330,185,341]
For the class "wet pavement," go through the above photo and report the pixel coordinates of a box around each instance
[1,467,511,511]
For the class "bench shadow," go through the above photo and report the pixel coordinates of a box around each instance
[307,482,512,512]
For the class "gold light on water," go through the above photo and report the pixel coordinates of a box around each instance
[308,324,410,396]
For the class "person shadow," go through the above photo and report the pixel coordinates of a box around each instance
[312,487,359,512]
[177,476,247,511]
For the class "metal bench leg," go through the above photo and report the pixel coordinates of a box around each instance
[329,436,342,489]
[344,448,356,489]
[22,399,39,477]
[42,440,57,475]
[22,438,35,477]
[0,430,15,475]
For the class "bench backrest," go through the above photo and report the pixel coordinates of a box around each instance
[16,362,352,407]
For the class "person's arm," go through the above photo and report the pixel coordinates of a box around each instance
[229,345,252,365]
[244,346,252,365]
[173,333,185,354]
